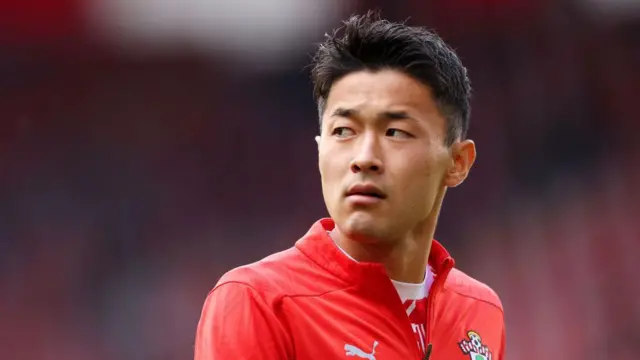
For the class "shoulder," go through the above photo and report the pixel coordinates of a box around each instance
[214,247,300,294]
[198,248,308,325]
[211,244,336,300]
[443,267,504,314]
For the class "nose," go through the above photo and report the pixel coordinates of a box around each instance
[350,134,384,174]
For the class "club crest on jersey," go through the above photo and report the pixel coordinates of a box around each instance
[458,331,492,360]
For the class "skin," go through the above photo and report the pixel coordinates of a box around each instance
[316,69,476,284]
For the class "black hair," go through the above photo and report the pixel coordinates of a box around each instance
[310,11,471,145]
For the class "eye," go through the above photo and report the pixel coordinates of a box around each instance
[385,128,412,139]
[331,127,355,138]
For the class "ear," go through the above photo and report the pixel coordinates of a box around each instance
[444,139,476,188]
[315,135,321,146]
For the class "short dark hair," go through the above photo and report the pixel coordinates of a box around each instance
[310,11,471,145]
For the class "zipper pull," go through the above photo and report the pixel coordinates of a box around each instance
[423,343,432,360]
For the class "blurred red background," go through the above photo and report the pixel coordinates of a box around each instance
[1,0,638,359]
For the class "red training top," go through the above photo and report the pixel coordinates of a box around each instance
[195,218,505,359]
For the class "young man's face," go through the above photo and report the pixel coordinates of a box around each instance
[317,69,475,243]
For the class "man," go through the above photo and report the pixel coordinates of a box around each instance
[195,11,505,360]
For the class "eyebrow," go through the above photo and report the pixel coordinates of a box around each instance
[331,107,415,122]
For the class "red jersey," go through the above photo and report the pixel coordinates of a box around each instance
[397,276,432,355]
[195,218,505,359]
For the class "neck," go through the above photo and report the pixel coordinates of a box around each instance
[332,226,434,283]
[332,190,444,284]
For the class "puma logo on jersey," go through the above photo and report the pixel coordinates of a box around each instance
[344,341,378,360]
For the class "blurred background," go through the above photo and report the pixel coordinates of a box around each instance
[1,0,639,359]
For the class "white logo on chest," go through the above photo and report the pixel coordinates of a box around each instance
[344,341,378,360]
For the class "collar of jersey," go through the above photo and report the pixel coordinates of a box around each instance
[295,218,455,287]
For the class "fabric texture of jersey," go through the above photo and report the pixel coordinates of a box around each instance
[195,218,506,360]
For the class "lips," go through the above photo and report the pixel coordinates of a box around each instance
[346,184,387,199]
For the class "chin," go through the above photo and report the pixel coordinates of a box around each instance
[339,212,390,244]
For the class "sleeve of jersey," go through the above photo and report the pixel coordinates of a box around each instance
[194,282,292,360]
[498,317,506,360]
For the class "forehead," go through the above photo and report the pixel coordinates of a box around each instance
[324,69,441,117]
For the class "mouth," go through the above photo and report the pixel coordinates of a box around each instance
[346,184,387,199]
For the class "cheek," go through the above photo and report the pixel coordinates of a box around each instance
[317,147,330,176]
[400,157,445,200]
[318,151,343,193]
[318,153,332,181]
[319,146,347,175]
[417,146,449,182]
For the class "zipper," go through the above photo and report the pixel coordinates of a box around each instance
[423,343,433,360]
[422,258,453,360]
[422,289,436,360]
[374,270,424,360]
